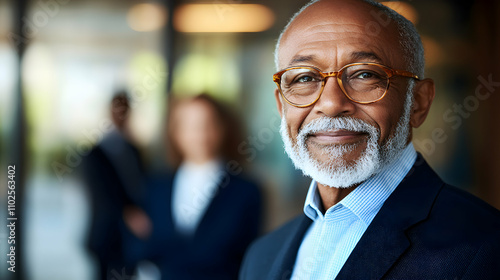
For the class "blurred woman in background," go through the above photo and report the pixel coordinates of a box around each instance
[137,94,262,280]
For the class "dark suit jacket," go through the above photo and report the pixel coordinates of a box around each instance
[83,141,144,264]
[135,170,262,280]
[240,156,500,280]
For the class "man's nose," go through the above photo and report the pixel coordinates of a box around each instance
[312,77,356,117]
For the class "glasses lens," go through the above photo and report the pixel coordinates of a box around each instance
[341,64,389,102]
[280,68,323,105]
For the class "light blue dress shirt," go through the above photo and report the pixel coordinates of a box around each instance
[291,144,417,280]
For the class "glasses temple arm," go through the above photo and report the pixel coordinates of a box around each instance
[393,69,420,80]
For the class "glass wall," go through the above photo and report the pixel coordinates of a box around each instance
[1,0,499,279]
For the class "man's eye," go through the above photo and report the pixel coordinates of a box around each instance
[358,72,373,79]
[351,71,381,80]
[298,76,313,82]
[293,74,318,83]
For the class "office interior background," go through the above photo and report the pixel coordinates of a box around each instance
[1,0,500,279]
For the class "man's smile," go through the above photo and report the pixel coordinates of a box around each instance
[307,130,369,145]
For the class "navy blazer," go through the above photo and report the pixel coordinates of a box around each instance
[240,156,500,280]
[133,170,262,280]
[83,143,144,263]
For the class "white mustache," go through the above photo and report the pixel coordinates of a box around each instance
[297,116,379,140]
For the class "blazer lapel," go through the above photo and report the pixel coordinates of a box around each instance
[165,174,176,231]
[192,173,229,238]
[270,215,312,279]
[336,155,444,280]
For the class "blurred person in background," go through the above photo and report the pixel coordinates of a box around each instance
[240,0,500,279]
[83,91,152,280]
[140,94,262,280]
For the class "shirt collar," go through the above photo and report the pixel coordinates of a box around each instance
[303,180,322,220]
[303,143,417,224]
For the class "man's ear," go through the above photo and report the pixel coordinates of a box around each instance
[410,78,435,128]
[275,88,284,117]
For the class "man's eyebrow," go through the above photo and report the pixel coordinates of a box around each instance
[350,51,383,63]
[289,55,315,66]
[287,52,383,68]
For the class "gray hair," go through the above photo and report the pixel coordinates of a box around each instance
[274,0,425,79]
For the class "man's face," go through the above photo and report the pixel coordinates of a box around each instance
[277,0,414,188]
[111,97,130,130]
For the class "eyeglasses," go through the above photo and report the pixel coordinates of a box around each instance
[273,62,419,108]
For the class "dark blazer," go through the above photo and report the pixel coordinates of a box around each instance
[135,170,262,280]
[83,144,143,259]
[240,156,500,280]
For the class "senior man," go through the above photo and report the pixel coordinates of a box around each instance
[240,0,500,279]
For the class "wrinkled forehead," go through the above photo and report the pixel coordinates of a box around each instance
[278,0,403,69]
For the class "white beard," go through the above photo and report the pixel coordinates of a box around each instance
[280,90,413,189]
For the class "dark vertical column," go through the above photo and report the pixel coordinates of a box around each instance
[163,0,176,98]
[10,0,29,279]
[472,0,500,210]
